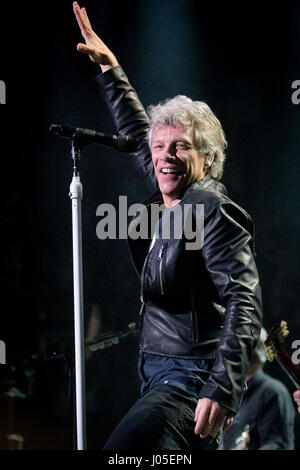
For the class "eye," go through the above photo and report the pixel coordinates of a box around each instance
[176,143,190,151]
[153,144,163,150]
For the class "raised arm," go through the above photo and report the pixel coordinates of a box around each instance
[73,2,157,191]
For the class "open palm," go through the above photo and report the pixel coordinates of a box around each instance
[73,2,118,71]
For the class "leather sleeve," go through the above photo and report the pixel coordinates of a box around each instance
[95,66,158,192]
[198,202,263,413]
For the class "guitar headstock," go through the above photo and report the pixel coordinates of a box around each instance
[265,320,289,362]
[265,320,300,389]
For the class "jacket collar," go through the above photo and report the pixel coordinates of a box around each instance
[183,176,228,200]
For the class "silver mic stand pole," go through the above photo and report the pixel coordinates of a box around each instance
[49,124,138,449]
[68,138,86,450]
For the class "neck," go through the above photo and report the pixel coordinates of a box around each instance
[163,197,181,208]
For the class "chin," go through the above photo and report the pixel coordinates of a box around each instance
[160,176,188,196]
[159,185,185,203]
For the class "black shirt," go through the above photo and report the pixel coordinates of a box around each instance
[220,369,295,450]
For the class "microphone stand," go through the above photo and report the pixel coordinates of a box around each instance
[69,136,86,450]
[50,124,137,450]
[50,128,97,450]
[51,128,97,450]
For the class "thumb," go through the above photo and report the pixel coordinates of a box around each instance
[77,43,94,54]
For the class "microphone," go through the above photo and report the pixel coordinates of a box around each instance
[50,124,139,152]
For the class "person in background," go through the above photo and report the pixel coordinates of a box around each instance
[219,328,295,450]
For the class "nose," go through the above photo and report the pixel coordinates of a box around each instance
[159,149,176,161]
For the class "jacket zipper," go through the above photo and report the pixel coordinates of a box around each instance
[140,250,151,304]
[138,301,145,352]
[158,244,165,295]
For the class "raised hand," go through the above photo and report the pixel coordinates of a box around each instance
[73,2,118,72]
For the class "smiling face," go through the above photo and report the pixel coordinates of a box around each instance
[151,125,207,207]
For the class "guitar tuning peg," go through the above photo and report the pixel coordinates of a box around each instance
[266,345,275,362]
[278,320,289,342]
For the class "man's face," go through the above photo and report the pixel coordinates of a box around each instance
[151,125,206,207]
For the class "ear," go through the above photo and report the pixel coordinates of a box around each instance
[204,152,215,170]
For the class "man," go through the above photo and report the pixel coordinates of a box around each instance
[219,328,295,450]
[73,2,263,450]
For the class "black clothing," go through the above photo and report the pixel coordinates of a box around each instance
[103,383,218,451]
[220,369,295,450]
[96,65,263,414]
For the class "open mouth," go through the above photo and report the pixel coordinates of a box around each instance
[160,168,182,175]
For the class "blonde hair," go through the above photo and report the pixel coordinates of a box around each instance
[148,95,227,181]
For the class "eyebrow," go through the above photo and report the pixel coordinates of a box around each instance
[152,138,192,145]
[175,141,192,145]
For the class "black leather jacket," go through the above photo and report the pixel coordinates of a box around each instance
[96,66,263,413]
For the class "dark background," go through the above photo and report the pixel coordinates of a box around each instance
[0,0,300,450]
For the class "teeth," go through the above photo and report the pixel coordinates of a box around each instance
[162,168,178,174]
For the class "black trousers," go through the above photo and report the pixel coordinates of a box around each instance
[103,384,218,451]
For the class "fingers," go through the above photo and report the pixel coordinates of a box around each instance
[222,416,234,432]
[81,5,92,29]
[73,2,119,68]
[73,2,92,39]
[194,409,209,437]
[194,398,203,423]
[194,399,211,437]
[194,398,231,439]
[293,391,300,413]
[293,390,300,404]
[73,2,85,36]
[209,408,227,436]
